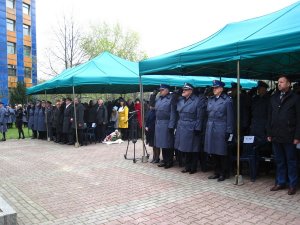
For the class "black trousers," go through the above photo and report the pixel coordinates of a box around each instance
[32,130,37,138]
[96,124,106,142]
[213,154,229,177]
[72,128,83,145]
[185,152,199,171]
[162,148,174,166]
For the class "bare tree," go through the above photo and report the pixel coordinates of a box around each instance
[43,15,87,77]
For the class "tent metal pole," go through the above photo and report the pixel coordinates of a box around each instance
[139,74,148,162]
[45,90,50,142]
[72,86,79,148]
[234,60,244,185]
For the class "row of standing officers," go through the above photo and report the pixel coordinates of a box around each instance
[152,76,300,195]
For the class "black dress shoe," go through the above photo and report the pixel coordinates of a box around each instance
[288,187,297,195]
[270,185,286,191]
[164,164,172,169]
[189,170,197,174]
[208,174,220,179]
[158,163,166,167]
[181,169,191,173]
[67,142,74,145]
[217,176,225,182]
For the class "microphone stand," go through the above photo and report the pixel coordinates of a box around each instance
[123,111,149,163]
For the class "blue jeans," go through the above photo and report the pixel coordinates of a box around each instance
[273,142,298,188]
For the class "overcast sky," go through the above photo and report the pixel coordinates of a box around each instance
[36,0,298,78]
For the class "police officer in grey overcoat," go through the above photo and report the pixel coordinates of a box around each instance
[0,102,8,141]
[37,101,47,139]
[205,80,234,181]
[155,84,176,169]
[175,83,206,174]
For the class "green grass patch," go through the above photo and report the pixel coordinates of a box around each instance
[5,126,32,139]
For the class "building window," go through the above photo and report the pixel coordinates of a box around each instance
[6,0,15,9]
[7,42,16,54]
[23,3,30,15]
[7,19,15,32]
[8,65,17,76]
[24,67,32,78]
[23,24,30,36]
[24,46,31,57]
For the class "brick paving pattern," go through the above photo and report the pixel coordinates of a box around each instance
[0,139,300,224]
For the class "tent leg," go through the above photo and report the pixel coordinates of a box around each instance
[72,86,80,148]
[234,60,244,185]
[139,74,148,162]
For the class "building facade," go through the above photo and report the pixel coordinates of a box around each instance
[0,0,37,105]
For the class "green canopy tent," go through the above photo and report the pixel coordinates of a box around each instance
[139,1,300,184]
[139,1,300,79]
[27,52,256,95]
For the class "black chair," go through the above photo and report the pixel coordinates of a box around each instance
[85,127,96,144]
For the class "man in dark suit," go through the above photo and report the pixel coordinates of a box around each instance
[62,97,73,144]
[71,98,85,146]
[95,99,108,142]
[267,75,300,195]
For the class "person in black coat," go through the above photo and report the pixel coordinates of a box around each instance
[146,92,160,163]
[15,104,25,139]
[267,75,300,195]
[250,81,270,143]
[52,100,64,143]
[62,97,73,144]
[95,99,108,142]
[71,98,85,146]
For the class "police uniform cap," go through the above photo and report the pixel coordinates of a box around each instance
[257,81,269,89]
[212,80,225,88]
[182,82,194,90]
[0,102,3,105]
[159,84,170,90]
[66,97,72,101]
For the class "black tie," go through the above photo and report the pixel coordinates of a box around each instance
[280,92,285,100]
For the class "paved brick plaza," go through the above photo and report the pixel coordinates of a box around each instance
[0,139,300,225]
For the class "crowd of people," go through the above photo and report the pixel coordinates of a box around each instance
[0,97,143,145]
[1,75,299,195]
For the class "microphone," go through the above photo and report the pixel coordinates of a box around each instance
[129,110,140,114]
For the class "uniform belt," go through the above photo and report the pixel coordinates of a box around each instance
[179,114,196,120]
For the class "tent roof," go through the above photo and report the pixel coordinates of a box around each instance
[27,52,257,95]
[139,1,300,79]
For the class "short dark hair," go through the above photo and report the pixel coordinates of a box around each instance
[278,75,292,83]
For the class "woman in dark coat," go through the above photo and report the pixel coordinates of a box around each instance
[146,93,160,163]
[16,104,25,139]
